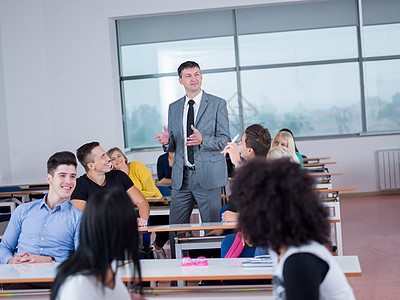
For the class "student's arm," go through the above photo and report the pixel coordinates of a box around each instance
[73,213,83,250]
[70,199,87,211]
[70,178,88,211]
[157,177,171,185]
[127,186,150,227]
[221,142,241,166]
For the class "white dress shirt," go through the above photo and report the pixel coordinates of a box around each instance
[183,90,203,167]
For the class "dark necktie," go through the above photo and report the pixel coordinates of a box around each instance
[187,100,195,165]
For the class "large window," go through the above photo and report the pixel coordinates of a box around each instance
[117,0,400,150]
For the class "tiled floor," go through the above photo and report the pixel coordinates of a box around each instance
[341,194,400,300]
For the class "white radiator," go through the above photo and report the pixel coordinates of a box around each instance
[378,149,400,190]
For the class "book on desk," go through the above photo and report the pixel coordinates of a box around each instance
[242,255,273,268]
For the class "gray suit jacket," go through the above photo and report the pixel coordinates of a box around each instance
[166,91,230,190]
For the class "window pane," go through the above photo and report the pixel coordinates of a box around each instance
[120,37,236,76]
[239,27,358,66]
[240,63,362,137]
[362,23,400,57]
[123,72,238,149]
[364,60,400,132]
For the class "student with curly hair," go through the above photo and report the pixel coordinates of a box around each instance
[231,159,354,300]
[51,188,144,300]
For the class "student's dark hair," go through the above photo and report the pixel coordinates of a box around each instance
[76,141,99,172]
[47,151,77,175]
[232,159,329,253]
[177,61,200,78]
[51,188,142,299]
[279,128,299,153]
[244,124,271,157]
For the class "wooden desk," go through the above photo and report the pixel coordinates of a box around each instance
[0,191,45,213]
[133,257,362,281]
[315,188,357,193]
[317,187,356,256]
[146,197,171,203]
[148,222,237,233]
[302,157,331,163]
[309,172,346,185]
[0,287,272,300]
[0,256,361,285]
[309,172,346,177]
[303,162,337,168]
[0,181,49,192]
[0,191,44,197]
[150,207,200,217]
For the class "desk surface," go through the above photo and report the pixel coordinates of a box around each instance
[309,172,346,177]
[148,222,237,232]
[0,256,361,284]
[0,191,45,196]
[303,162,337,167]
[146,197,171,203]
[315,188,357,193]
[0,180,48,189]
[302,157,331,162]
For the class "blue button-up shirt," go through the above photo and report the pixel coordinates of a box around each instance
[0,195,82,264]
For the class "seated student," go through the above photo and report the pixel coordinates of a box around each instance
[107,147,169,259]
[272,130,303,167]
[50,188,145,300]
[107,147,162,198]
[232,159,355,300]
[220,146,301,258]
[219,124,271,223]
[267,146,300,164]
[70,142,150,227]
[156,152,174,186]
[279,128,301,152]
[0,151,82,264]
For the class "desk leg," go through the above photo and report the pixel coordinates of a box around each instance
[169,231,176,259]
[335,201,343,256]
[10,198,17,214]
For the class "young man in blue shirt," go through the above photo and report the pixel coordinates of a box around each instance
[0,151,82,264]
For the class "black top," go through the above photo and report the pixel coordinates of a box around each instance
[281,253,329,300]
[71,170,133,201]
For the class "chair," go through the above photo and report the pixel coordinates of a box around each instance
[156,185,171,197]
[0,187,22,235]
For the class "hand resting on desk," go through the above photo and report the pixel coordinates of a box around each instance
[205,212,239,236]
[8,251,53,264]
[137,218,148,228]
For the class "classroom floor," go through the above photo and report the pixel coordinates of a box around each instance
[341,194,400,300]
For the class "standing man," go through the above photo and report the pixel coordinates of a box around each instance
[155,61,230,227]
[0,151,82,264]
[70,142,150,227]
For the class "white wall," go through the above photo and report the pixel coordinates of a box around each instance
[0,23,11,181]
[297,135,400,193]
[0,0,399,192]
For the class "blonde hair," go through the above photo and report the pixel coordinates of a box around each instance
[106,147,128,165]
[268,146,300,164]
[272,131,296,152]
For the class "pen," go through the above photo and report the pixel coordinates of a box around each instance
[231,134,239,143]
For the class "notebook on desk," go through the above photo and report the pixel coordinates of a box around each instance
[242,255,273,268]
